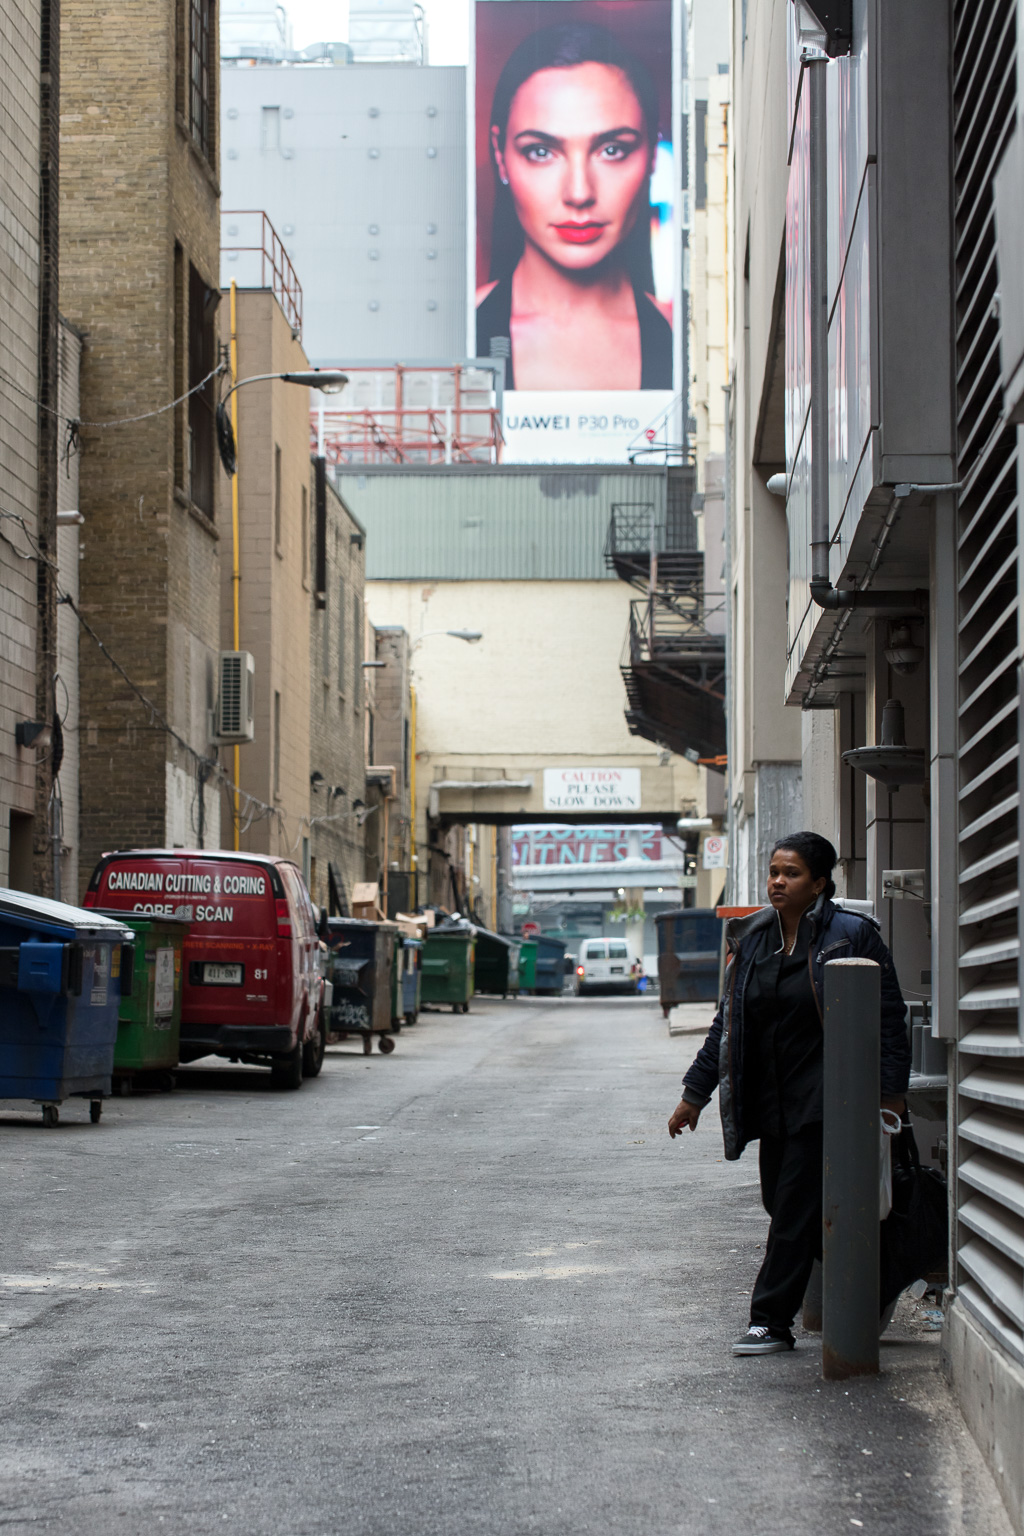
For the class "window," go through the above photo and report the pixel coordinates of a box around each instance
[354,595,362,709]
[366,708,375,765]
[321,583,329,679]
[188,263,216,516]
[301,485,309,586]
[261,106,280,152]
[274,446,282,554]
[189,0,213,161]
[173,244,186,490]
[585,942,607,960]
[608,941,629,959]
[337,581,346,692]
[694,100,708,211]
[273,690,281,797]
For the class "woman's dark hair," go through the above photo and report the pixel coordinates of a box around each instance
[487,21,660,288]
[770,832,838,900]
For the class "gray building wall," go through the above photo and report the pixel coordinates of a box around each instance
[334,465,671,581]
[0,0,42,888]
[220,62,466,362]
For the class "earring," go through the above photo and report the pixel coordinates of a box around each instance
[500,176,509,186]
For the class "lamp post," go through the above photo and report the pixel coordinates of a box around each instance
[407,627,483,903]
[222,282,347,849]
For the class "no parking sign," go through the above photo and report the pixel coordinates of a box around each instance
[702,835,726,870]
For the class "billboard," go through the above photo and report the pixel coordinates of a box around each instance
[472,0,679,462]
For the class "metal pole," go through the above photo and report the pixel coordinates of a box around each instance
[822,957,881,1379]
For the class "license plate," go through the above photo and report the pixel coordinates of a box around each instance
[610,966,623,974]
[203,963,243,985]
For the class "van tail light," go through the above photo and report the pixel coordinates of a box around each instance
[82,890,97,908]
[275,898,292,937]
[576,965,585,976]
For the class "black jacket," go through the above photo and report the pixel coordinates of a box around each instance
[681,899,910,1161]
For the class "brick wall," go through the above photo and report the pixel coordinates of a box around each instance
[308,475,368,912]
[60,0,221,890]
[0,0,42,886]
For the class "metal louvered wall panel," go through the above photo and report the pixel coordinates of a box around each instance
[953,0,1024,1366]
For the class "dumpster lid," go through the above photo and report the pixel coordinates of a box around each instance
[93,907,191,929]
[0,888,134,938]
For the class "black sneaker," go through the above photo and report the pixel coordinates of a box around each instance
[731,1325,795,1356]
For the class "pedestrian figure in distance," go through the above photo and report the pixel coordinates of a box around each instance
[667,833,910,1355]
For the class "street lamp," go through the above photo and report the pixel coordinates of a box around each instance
[411,628,483,650]
[216,368,348,475]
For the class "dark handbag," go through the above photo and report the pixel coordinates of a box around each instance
[879,1122,948,1310]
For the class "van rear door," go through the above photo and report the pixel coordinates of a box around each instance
[179,858,281,1027]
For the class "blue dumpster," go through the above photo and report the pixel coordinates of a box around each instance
[0,889,134,1126]
[654,907,721,1013]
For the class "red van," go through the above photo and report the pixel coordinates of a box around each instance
[84,850,325,1089]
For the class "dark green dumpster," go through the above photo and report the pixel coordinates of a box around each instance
[325,918,398,1053]
[533,935,567,995]
[517,938,537,992]
[97,910,187,1089]
[473,929,520,998]
[655,907,721,1013]
[421,924,475,1013]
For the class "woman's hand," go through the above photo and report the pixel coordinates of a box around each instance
[668,1098,702,1138]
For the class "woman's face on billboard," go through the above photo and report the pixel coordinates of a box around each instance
[492,62,653,274]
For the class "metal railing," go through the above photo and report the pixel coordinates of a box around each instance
[221,211,303,337]
[310,364,504,466]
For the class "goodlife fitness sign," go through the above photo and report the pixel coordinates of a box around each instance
[542,768,642,812]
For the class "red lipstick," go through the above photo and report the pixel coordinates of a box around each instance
[553,222,606,244]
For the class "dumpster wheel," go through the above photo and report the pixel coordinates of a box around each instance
[90,1100,103,1124]
[378,1035,396,1054]
[362,1033,373,1056]
[41,1105,59,1128]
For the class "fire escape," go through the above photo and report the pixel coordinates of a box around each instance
[604,469,726,767]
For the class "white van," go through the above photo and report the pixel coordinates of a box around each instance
[575,938,642,995]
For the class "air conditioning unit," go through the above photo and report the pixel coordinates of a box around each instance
[213,651,255,743]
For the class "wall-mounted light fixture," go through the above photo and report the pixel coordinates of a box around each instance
[15,721,52,750]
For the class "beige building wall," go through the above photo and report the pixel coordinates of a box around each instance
[691,71,731,477]
[308,475,368,912]
[365,579,707,888]
[726,0,803,901]
[219,288,313,862]
[0,0,42,888]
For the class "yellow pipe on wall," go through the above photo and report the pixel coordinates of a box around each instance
[230,281,241,850]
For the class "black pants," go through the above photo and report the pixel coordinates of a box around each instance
[749,1123,823,1336]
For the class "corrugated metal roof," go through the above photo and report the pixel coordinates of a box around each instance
[333,465,670,580]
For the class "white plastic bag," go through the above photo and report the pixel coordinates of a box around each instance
[879,1108,903,1220]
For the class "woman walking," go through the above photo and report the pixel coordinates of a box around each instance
[668,832,910,1355]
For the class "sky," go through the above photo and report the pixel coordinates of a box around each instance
[284,0,470,61]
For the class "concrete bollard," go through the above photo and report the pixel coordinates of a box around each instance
[822,957,881,1380]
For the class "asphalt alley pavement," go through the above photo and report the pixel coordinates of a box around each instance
[0,996,1012,1536]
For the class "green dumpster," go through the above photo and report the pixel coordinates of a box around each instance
[518,938,538,992]
[474,929,521,998]
[421,924,475,1014]
[98,910,187,1088]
